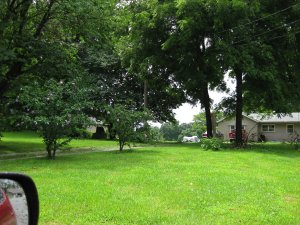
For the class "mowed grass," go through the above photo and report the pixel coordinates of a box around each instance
[0,142,300,224]
[0,132,118,155]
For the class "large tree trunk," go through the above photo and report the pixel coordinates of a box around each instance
[234,66,244,147]
[201,83,213,138]
[211,112,217,136]
[119,140,124,151]
[52,149,56,159]
[47,149,52,159]
[45,140,57,159]
[34,0,55,38]
[198,41,213,138]
[46,143,53,159]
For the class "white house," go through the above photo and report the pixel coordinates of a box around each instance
[217,113,300,142]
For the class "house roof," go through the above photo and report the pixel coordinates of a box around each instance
[217,113,300,124]
[217,114,258,124]
[248,113,300,123]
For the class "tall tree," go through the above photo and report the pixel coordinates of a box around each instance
[118,0,186,122]
[0,0,116,133]
[161,0,226,138]
[16,78,94,159]
[216,0,300,146]
[0,0,114,99]
[122,0,226,136]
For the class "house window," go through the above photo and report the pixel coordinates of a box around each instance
[230,125,235,132]
[262,124,275,132]
[230,125,246,132]
[287,124,294,133]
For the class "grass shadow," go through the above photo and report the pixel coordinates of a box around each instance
[153,141,300,159]
[0,142,44,155]
[27,148,161,173]
[220,142,300,158]
[116,149,161,154]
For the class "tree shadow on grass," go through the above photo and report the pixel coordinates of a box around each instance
[220,142,300,158]
[117,149,161,155]
[157,141,300,158]
[31,148,162,173]
[0,142,44,155]
[36,147,160,160]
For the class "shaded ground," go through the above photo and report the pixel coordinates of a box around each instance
[0,131,124,160]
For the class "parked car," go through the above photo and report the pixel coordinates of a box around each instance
[182,136,200,142]
[0,188,17,225]
[0,173,39,225]
[229,129,247,142]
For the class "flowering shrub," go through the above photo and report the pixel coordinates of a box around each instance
[18,78,94,159]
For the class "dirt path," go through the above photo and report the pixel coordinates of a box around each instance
[0,147,124,161]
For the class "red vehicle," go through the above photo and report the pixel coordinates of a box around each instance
[229,129,247,142]
[0,188,17,225]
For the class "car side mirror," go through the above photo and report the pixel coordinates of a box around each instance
[0,173,39,225]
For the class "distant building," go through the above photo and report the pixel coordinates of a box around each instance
[217,113,300,142]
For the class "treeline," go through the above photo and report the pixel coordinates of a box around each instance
[159,111,222,141]
[123,0,300,146]
[0,0,299,157]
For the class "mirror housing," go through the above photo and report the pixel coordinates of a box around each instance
[0,173,39,225]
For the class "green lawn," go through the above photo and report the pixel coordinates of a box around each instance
[0,132,118,156]
[0,139,299,224]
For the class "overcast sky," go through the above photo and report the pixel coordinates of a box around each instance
[173,91,224,124]
[173,73,236,124]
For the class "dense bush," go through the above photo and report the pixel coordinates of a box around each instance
[200,138,224,151]
[106,105,152,151]
[18,78,94,159]
[148,127,164,143]
[160,122,181,141]
[131,126,164,144]
[160,122,200,141]
[288,132,300,150]
[70,129,93,139]
[178,134,184,142]
[292,137,300,150]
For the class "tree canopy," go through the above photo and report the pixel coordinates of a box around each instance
[1,0,299,151]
